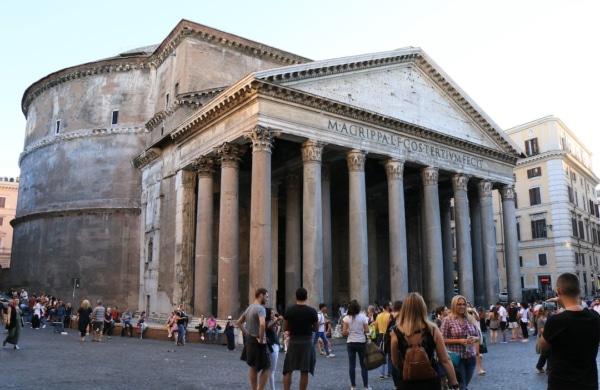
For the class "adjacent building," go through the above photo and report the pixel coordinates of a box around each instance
[495,116,600,298]
[0,177,19,269]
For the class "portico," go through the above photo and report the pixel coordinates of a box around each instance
[136,48,522,317]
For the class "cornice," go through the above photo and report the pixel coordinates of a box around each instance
[19,126,145,165]
[133,148,162,170]
[11,207,140,227]
[22,20,309,116]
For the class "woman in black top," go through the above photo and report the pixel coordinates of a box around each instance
[77,299,92,342]
[266,308,281,390]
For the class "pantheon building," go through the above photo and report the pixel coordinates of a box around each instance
[7,20,522,317]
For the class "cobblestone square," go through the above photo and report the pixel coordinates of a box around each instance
[0,327,565,389]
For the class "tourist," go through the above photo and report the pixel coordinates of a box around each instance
[266,308,282,390]
[120,309,133,337]
[224,315,236,351]
[496,302,508,343]
[507,302,519,340]
[55,301,67,334]
[64,302,72,329]
[206,315,218,341]
[111,306,120,324]
[136,311,148,339]
[532,300,543,336]
[32,298,43,329]
[77,299,92,342]
[237,287,270,390]
[375,301,392,379]
[433,305,448,328]
[90,299,105,342]
[342,299,370,390]
[166,311,176,339]
[534,306,549,374]
[2,298,23,350]
[441,295,480,390]
[282,287,318,390]
[103,307,115,338]
[389,300,404,388]
[518,302,530,342]
[391,293,459,390]
[467,307,486,376]
[175,307,187,346]
[487,308,500,344]
[313,303,334,358]
[539,273,600,390]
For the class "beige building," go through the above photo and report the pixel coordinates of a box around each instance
[0,177,19,269]
[495,116,600,298]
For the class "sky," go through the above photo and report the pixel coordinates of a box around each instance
[1,0,599,178]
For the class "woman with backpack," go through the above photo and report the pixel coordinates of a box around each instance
[390,293,459,390]
[342,300,370,390]
[441,295,480,390]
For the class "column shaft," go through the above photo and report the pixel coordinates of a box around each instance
[501,185,522,303]
[421,167,445,309]
[479,180,500,305]
[453,174,474,303]
[271,183,279,306]
[440,197,454,304]
[302,140,324,307]
[285,173,301,306]
[193,157,214,316]
[322,166,333,311]
[248,127,273,300]
[385,159,408,301]
[347,150,369,306]
[173,169,196,311]
[217,143,241,318]
[470,195,485,307]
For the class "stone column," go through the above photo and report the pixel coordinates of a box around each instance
[367,206,378,303]
[479,180,500,305]
[173,169,196,311]
[453,174,474,303]
[347,149,369,306]
[501,185,522,303]
[440,197,454,304]
[385,159,408,301]
[247,126,273,300]
[285,172,301,306]
[193,157,215,316]
[216,143,242,318]
[271,182,279,306]
[469,194,486,307]
[421,167,445,309]
[302,140,324,307]
[322,165,333,310]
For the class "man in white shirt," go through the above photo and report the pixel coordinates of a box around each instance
[313,304,334,358]
[496,302,508,343]
[518,303,530,342]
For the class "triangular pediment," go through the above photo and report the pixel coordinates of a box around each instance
[256,49,519,155]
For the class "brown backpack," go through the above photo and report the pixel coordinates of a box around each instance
[395,327,438,381]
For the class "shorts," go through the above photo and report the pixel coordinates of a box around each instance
[92,321,104,332]
[242,337,270,371]
[508,322,518,329]
[500,321,507,331]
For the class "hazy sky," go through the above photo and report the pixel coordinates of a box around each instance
[1,0,599,177]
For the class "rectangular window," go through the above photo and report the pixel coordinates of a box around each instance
[166,93,170,108]
[146,238,153,263]
[572,216,578,237]
[514,193,518,209]
[0,216,3,226]
[111,110,119,125]
[568,186,574,203]
[575,190,579,206]
[516,222,521,241]
[531,219,547,239]
[575,252,579,265]
[519,256,523,267]
[0,197,5,208]
[527,167,542,178]
[538,253,548,266]
[55,120,61,134]
[521,276,525,289]
[529,187,541,206]
[524,138,539,156]
[579,220,585,240]
[590,200,595,216]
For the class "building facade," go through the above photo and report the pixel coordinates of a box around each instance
[0,177,19,269]
[495,116,600,298]
[7,20,522,315]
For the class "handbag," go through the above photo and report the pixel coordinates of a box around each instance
[363,340,386,370]
[447,350,461,366]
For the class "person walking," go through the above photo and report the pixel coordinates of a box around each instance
[496,302,508,343]
[31,299,43,329]
[441,295,480,390]
[3,298,23,350]
[313,303,334,358]
[534,306,549,374]
[90,300,105,342]
[518,302,530,342]
[487,308,500,344]
[237,288,270,390]
[539,273,600,390]
[375,302,392,380]
[507,302,520,341]
[342,299,370,390]
[390,293,459,390]
[77,299,92,342]
[282,287,318,390]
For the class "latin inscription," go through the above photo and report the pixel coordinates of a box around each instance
[327,120,484,169]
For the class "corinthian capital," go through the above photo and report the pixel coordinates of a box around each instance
[246,126,273,153]
[385,159,404,180]
[452,174,469,192]
[192,156,215,177]
[500,184,516,201]
[478,180,493,197]
[216,142,243,168]
[421,167,439,186]
[301,140,323,163]
[346,149,366,172]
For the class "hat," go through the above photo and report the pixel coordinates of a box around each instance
[227,315,232,320]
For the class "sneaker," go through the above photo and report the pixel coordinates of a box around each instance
[320,351,325,356]
[61,332,68,335]
[326,353,335,358]
[478,369,486,375]
[521,339,529,343]
[42,325,46,329]
[14,345,20,350]
[536,368,545,374]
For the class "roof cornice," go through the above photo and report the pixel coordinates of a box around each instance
[21,19,309,116]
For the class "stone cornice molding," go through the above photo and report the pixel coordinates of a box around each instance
[517,150,600,183]
[384,159,404,180]
[500,185,516,201]
[191,156,215,177]
[301,140,324,163]
[11,207,140,227]
[346,149,366,172]
[421,167,439,186]
[22,20,308,116]
[216,142,244,168]
[20,126,145,166]
[478,180,493,197]
[246,126,273,153]
[452,174,469,192]
[133,148,162,169]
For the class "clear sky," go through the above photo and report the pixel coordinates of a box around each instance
[1,0,599,178]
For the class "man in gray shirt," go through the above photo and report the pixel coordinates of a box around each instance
[237,288,269,390]
[90,300,105,342]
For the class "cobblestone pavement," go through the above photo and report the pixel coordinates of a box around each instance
[0,326,591,389]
